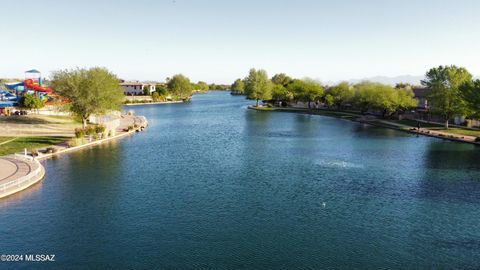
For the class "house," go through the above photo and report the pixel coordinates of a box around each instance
[120,81,155,95]
[412,87,430,110]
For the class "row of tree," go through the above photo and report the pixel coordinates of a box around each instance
[232,69,418,117]
[233,66,480,128]
[40,65,480,130]
[49,69,230,127]
[149,75,229,100]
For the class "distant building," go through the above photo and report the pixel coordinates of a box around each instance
[120,81,155,95]
[412,87,430,110]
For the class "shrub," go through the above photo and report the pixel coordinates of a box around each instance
[67,138,83,147]
[128,125,134,131]
[95,125,106,134]
[152,92,160,102]
[475,137,480,142]
[74,128,85,138]
[46,147,58,153]
[85,125,96,135]
[30,149,39,157]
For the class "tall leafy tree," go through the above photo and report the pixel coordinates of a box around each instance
[271,84,293,102]
[394,88,418,116]
[324,94,334,108]
[328,82,353,108]
[19,94,45,113]
[352,81,416,117]
[287,79,324,108]
[244,68,272,106]
[195,81,209,91]
[51,67,124,128]
[460,79,480,118]
[231,78,245,94]
[155,84,168,96]
[271,73,293,87]
[421,65,472,128]
[167,74,193,99]
[395,83,412,89]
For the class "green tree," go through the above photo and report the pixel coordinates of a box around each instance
[421,65,472,128]
[51,67,124,128]
[231,78,245,94]
[19,94,45,113]
[155,84,168,96]
[195,81,209,91]
[271,73,293,87]
[460,79,480,118]
[244,68,272,106]
[152,91,160,102]
[394,88,417,116]
[143,86,150,96]
[395,82,412,89]
[167,74,193,99]
[324,94,334,108]
[271,84,293,102]
[352,81,389,114]
[352,81,417,117]
[287,79,324,108]
[328,82,353,109]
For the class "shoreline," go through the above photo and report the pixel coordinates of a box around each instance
[248,105,480,146]
[0,116,148,199]
[0,155,45,199]
[124,100,184,106]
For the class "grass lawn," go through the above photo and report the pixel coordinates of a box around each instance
[395,119,444,128]
[0,136,68,156]
[0,137,15,144]
[0,115,80,124]
[392,119,480,137]
[430,128,480,137]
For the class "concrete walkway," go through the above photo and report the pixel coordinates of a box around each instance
[372,120,478,143]
[0,155,44,199]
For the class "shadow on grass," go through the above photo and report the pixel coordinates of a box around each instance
[0,116,50,124]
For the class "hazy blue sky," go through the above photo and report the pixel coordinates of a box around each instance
[1,0,479,83]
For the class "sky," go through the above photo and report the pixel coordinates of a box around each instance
[1,0,479,83]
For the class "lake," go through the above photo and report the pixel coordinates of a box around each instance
[1,91,480,269]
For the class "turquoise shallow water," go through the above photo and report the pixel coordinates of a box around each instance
[1,91,480,269]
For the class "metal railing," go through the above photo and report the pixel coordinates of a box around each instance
[0,159,43,198]
[14,153,34,162]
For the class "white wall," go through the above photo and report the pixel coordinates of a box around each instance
[122,84,155,95]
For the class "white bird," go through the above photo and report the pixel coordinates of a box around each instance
[322,202,326,208]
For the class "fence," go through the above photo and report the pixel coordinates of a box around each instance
[0,157,44,198]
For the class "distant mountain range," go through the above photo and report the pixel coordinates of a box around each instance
[327,74,480,87]
[346,75,425,86]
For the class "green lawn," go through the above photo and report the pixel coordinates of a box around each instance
[395,119,444,128]
[392,119,480,137]
[0,136,67,156]
[0,137,15,144]
[430,128,480,137]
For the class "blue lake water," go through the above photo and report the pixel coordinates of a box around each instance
[1,91,480,269]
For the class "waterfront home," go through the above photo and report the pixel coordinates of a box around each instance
[412,87,430,111]
[120,81,155,95]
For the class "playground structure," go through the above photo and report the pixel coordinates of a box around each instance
[2,69,55,105]
[23,69,53,93]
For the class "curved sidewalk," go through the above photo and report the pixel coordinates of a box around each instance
[0,156,45,199]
